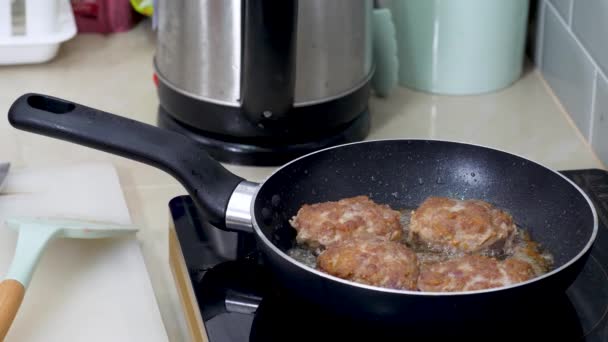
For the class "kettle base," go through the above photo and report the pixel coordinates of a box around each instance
[157,106,370,166]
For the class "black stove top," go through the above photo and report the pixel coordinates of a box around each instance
[170,169,608,341]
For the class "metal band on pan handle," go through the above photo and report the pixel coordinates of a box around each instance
[226,181,259,234]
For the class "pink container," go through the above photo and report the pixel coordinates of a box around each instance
[71,0,141,33]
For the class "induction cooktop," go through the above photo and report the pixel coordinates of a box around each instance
[169,169,608,341]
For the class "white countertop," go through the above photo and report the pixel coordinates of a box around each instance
[0,21,604,341]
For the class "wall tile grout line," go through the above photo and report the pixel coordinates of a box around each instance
[589,70,598,143]
[536,68,607,169]
[545,0,607,82]
[537,0,607,166]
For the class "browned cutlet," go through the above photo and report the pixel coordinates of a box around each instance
[409,197,517,255]
[317,238,419,290]
[289,196,402,250]
[418,255,535,292]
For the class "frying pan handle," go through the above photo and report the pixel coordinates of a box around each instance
[8,93,244,229]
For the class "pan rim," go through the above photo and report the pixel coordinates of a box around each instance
[250,138,599,296]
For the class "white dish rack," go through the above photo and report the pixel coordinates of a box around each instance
[0,0,76,65]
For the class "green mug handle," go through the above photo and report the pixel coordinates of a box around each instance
[371,7,399,98]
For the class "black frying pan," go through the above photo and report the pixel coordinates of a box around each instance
[8,94,598,323]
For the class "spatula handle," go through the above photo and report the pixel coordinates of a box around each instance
[0,279,25,340]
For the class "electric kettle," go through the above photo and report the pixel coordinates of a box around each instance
[154,0,374,165]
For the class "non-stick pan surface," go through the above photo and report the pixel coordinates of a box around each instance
[249,138,597,318]
[8,94,598,322]
[255,139,594,268]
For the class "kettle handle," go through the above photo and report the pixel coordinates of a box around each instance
[241,0,298,125]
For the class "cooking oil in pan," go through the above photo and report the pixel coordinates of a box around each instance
[287,208,554,279]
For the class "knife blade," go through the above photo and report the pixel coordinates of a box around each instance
[0,162,10,190]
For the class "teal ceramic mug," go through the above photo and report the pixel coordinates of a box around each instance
[388,0,530,95]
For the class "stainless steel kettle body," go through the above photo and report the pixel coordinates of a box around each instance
[154,0,373,141]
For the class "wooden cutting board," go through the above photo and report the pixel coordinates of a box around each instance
[0,162,168,341]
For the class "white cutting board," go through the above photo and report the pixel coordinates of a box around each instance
[0,162,169,341]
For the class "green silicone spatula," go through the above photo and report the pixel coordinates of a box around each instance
[0,217,138,340]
